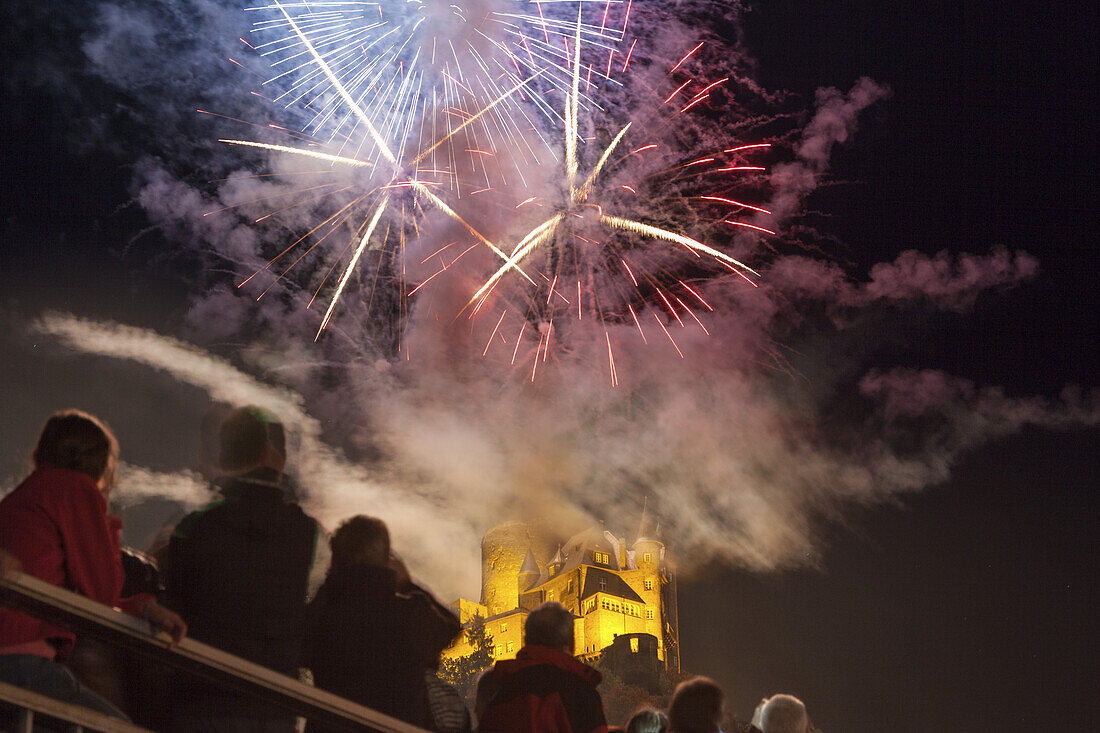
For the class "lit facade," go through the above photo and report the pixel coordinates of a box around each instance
[443,520,679,672]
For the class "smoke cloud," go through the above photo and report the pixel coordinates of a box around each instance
[11,0,1096,601]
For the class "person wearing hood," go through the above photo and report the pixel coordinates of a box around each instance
[476,601,609,733]
[305,514,461,731]
[162,406,327,733]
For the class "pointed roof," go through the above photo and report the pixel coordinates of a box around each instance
[518,548,540,576]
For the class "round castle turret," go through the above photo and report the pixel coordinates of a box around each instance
[633,536,663,572]
[481,521,530,616]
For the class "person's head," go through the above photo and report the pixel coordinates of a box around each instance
[32,410,119,492]
[524,601,574,652]
[330,515,391,568]
[198,402,234,480]
[218,406,286,475]
[627,707,669,733]
[758,694,811,733]
[668,677,725,733]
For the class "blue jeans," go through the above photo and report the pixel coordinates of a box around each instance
[0,654,130,721]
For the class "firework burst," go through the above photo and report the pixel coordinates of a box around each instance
[436,13,774,385]
[207,0,641,344]
[207,2,773,381]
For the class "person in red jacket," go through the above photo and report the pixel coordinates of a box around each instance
[476,601,609,733]
[0,409,186,720]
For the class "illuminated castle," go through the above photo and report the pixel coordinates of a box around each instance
[443,519,680,675]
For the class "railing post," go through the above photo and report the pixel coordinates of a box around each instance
[16,708,34,733]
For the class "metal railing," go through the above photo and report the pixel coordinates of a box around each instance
[0,678,156,733]
[0,571,428,733]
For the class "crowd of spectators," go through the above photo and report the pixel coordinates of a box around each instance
[0,407,817,733]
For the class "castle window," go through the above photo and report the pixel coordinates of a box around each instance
[507,641,515,652]
[644,579,654,591]
[546,589,555,601]
[500,622,508,633]
[643,552,652,563]
[630,638,639,653]
[645,609,654,620]
[567,579,574,593]
[593,551,609,564]
[599,578,607,591]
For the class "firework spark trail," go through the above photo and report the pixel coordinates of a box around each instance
[317,195,390,337]
[219,139,373,168]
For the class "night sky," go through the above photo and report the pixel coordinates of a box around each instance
[679,2,1098,730]
[1,1,1097,732]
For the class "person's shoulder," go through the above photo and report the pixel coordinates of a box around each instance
[20,467,99,495]
[171,495,229,539]
[11,468,104,513]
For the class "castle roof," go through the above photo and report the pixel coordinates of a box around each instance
[580,567,644,604]
[561,526,622,571]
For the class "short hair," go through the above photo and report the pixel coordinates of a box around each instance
[627,707,669,733]
[218,406,284,473]
[524,601,574,650]
[32,410,119,486]
[668,677,724,733]
[330,515,390,568]
[759,694,809,733]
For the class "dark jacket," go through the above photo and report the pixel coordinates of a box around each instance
[162,468,322,718]
[306,563,460,730]
[477,645,609,733]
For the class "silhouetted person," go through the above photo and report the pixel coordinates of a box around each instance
[627,707,669,733]
[758,694,812,733]
[305,515,461,731]
[0,410,186,721]
[476,601,608,733]
[163,406,326,733]
[668,677,725,733]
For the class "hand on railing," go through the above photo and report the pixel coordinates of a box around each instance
[143,601,188,647]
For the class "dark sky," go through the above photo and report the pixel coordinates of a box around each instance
[677,1,1099,731]
[1,0,1097,731]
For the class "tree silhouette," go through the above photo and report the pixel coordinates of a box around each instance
[438,613,495,700]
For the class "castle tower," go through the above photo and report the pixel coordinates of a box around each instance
[481,521,530,616]
[632,535,672,666]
